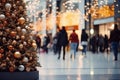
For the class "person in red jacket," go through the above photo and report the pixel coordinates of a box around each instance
[69,30,79,59]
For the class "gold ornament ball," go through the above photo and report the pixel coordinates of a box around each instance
[14,51,21,58]
[19,6,23,10]
[22,57,29,63]
[3,20,8,26]
[21,35,25,40]
[8,45,13,50]
[26,67,30,72]
[32,42,37,48]
[5,28,10,33]
[18,17,25,24]
[19,44,24,49]
[16,26,21,31]
[12,40,17,45]
[6,12,10,17]
[10,31,16,37]
[0,53,2,58]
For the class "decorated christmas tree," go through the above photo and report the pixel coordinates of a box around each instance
[0,0,39,72]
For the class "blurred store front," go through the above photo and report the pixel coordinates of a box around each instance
[24,0,120,39]
[85,0,120,37]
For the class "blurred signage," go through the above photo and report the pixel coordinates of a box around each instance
[65,26,78,30]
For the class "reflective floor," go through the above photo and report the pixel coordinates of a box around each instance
[37,51,120,80]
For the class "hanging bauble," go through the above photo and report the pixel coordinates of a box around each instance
[14,51,21,59]
[18,65,25,71]
[26,67,30,72]
[0,53,2,58]
[19,44,23,49]
[8,45,13,51]
[16,26,21,31]
[6,28,10,33]
[5,3,11,10]
[13,10,17,15]
[16,1,20,4]
[0,14,5,20]
[29,57,33,60]
[16,35,20,40]
[0,48,4,53]
[23,41,27,46]
[3,20,8,26]
[23,11,27,15]
[22,28,27,34]
[10,31,17,37]
[12,40,17,45]
[19,6,23,11]
[21,35,25,40]
[12,13,16,18]
[9,66,15,72]
[2,37,6,42]
[22,57,29,63]
[0,24,4,28]
[32,42,37,48]
[6,12,11,17]
[0,31,3,36]
[29,23,33,28]
[18,17,25,24]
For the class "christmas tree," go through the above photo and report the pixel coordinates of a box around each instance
[0,0,39,72]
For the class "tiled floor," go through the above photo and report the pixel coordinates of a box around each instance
[37,51,120,80]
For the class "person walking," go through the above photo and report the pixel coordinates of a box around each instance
[57,26,69,60]
[35,35,41,53]
[69,30,79,59]
[81,29,88,55]
[52,26,61,55]
[42,34,50,54]
[109,24,120,61]
[104,34,109,53]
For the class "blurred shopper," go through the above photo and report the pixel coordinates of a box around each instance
[35,35,41,53]
[57,26,69,60]
[104,34,109,53]
[42,34,50,54]
[53,33,58,54]
[81,29,88,55]
[69,30,79,59]
[98,34,104,53]
[52,26,61,55]
[109,24,120,61]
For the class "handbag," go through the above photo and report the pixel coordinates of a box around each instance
[81,41,88,45]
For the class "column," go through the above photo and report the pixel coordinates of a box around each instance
[42,0,47,36]
[52,0,57,37]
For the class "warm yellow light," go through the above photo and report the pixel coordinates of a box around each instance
[59,11,80,27]
[90,28,94,35]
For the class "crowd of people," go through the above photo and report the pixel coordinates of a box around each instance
[34,24,120,61]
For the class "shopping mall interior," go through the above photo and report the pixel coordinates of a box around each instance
[28,0,120,80]
[0,0,120,80]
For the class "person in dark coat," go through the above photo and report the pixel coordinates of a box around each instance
[42,34,50,53]
[104,34,109,53]
[81,29,88,55]
[57,26,68,60]
[35,35,41,53]
[109,24,120,61]
[52,26,61,55]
